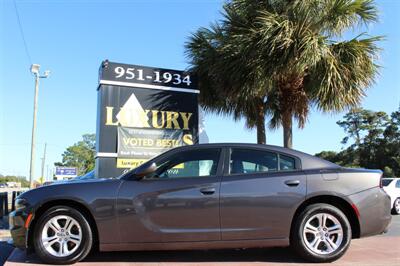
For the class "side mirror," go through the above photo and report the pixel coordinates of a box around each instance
[134,162,157,180]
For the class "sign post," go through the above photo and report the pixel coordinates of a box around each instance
[96,60,199,178]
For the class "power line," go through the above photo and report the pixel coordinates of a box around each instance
[12,0,32,65]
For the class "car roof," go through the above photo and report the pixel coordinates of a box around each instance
[172,143,339,170]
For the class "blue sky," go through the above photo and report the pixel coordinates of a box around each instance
[1,0,399,180]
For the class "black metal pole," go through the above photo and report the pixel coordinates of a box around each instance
[4,192,9,216]
[11,191,16,211]
[0,192,6,217]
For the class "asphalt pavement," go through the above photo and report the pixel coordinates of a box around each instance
[2,215,400,266]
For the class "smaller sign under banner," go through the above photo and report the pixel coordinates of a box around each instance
[55,167,78,180]
[117,127,193,168]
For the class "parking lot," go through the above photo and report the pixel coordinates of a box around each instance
[2,215,399,266]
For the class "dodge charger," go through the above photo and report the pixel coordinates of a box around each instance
[9,144,391,264]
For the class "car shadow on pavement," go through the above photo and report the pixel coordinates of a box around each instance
[82,247,306,264]
[6,247,308,265]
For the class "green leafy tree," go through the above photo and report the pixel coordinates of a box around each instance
[314,151,339,163]
[337,108,389,164]
[381,108,400,175]
[317,107,400,177]
[337,108,371,147]
[0,175,30,187]
[315,149,360,168]
[55,134,96,175]
[186,0,382,147]
[383,166,394,178]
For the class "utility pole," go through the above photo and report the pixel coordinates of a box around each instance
[29,72,40,189]
[40,143,47,183]
[29,64,50,189]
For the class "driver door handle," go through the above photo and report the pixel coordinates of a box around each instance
[200,187,216,195]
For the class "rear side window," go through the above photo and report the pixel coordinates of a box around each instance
[396,180,400,188]
[280,154,296,171]
[230,149,278,174]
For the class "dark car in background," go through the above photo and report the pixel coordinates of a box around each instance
[72,170,95,181]
[9,144,391,264]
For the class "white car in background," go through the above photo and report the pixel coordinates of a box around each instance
[382,178,400,215]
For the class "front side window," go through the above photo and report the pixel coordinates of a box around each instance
[147,148,221,179]
[230,149,278,174]
[396,180,400,188]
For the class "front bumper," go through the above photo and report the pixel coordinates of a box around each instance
[348,187,392,237]
[9,209,30,249]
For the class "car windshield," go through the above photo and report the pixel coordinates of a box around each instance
[382,179,394,186]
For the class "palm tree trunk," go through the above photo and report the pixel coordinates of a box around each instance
[283,112,293,148]
[256,104,266,144]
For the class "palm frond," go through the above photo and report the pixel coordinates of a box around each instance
[307,35,382,112]
[316,0,378,36]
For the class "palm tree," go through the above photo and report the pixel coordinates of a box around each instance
[186,0,381,147]
[186,20,273,144]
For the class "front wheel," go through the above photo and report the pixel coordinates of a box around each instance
[33,206,93,264]
[392,198,400,215]
[291,203,352,263]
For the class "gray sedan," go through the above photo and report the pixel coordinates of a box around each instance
[9,143,391,264]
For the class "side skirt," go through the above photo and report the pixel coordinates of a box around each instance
[100,238,289,252]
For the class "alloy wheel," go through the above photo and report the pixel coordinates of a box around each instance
[303,213,343,255]
[41,215,82,257]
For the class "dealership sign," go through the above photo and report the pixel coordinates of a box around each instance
[55,167,78,178]
[96,61,199,178]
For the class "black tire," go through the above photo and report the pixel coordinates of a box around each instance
[290,203,352,263]
[392,198,400,215]
[33,206,93,264]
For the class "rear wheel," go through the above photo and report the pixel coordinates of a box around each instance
[392,198,400,215]
[33,206,93,264]
[291,203,351,262]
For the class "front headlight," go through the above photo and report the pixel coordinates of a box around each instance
[15,198,28,211]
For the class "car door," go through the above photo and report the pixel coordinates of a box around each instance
[220,147,306,240]
[117,147,223,243]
